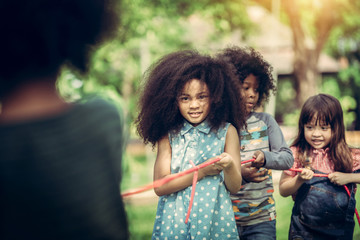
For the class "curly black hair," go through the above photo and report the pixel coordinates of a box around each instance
[135,50,246,146]
[216,46,276,108]
[0,0,120,99]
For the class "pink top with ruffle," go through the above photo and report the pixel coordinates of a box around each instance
[284,146,360,177]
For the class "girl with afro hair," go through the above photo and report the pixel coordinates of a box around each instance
[217,46,294,239]
[136,49,246,239]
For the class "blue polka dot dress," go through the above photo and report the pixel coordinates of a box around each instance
[152,121,239,240]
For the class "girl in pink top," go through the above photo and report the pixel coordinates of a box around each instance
[279,94,360,239]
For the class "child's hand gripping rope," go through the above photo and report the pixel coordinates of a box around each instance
[122,157,256,223]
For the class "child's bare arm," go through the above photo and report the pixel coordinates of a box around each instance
[279,169,313,197]
[217,124,242,194]
[328,172,360,185]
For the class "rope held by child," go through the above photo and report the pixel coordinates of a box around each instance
[122,159,359,227]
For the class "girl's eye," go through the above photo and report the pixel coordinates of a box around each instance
[305,125,313,130]
[199,95,208,100]
[321,126,329,130]
[179,96,189,102]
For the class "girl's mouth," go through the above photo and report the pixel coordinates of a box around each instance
[189,112,201,118]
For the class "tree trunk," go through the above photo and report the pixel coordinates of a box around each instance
[282,0,336,108]
[293,48,319,108]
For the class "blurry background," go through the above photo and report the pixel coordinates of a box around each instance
[57,0,360,239]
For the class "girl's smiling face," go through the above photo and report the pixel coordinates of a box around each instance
[177,79,211,126]
[304,116,332,149]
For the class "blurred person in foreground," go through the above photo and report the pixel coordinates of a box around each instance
[0,0,129,239]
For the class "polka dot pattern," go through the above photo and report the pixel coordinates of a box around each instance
[152,121,239,239]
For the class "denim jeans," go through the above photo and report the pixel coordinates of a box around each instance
[289,170,356,240]
[237,220,276,240]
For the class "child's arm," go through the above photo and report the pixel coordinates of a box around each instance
[215,124,242,194]
[328,172,360,185]
[279,168,314,197]
[153,135,222,196]
[260,114,294,170]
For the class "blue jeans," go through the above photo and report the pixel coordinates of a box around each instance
[237,220,276,240]
[289,170,356,240]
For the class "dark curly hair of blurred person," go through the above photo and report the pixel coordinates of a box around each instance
[135,49,247,147]
[0,0,120,99]
[217,46,276,108]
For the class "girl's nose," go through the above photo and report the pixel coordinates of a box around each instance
[189,99,200,108]
[248,89,256,98]
[312,128,321,136]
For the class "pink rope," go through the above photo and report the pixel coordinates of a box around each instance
[122,157,221,197]
[185,160,198,223]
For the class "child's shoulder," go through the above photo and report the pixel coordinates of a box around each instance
[250,112,278,126]
[251,111,274,120]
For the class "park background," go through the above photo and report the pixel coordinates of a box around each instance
[56,0,360,239]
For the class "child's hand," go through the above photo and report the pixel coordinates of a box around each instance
[298,168,314,181]
[241,164,269,183]
[251,150,265,168]
[214,152,234,170]
[328,172,349,186]
[200,158,222,176]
